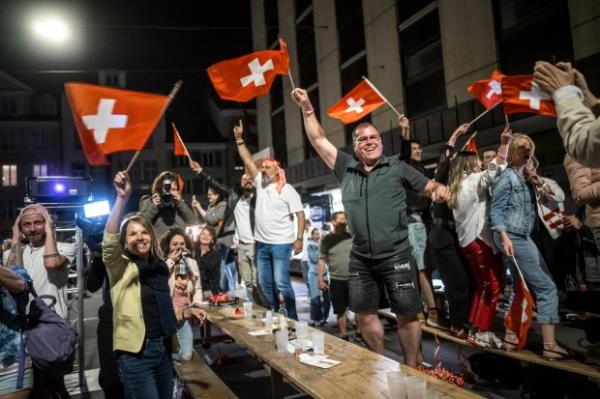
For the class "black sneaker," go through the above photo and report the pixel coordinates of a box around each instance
[318,320,327,327]
[354,334,368,348]
[341,335,350,341]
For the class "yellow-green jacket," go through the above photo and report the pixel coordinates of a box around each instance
[102,232,179,353]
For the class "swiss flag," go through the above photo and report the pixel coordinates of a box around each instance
[207,38,289,102]
[467,70,505,109]
[65,83,169,165]
[173,123,189,158]
[501,75,556,117]
[504,269,534,349]
[327,80,385,124]
[465,136,478,154]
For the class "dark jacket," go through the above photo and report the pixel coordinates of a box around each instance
[195,170,256,237]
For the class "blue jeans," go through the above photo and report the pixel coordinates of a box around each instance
[256,241,297,319]
[493,232,560,324]
[220,260,237,294]
[173,319,193,361]
[408,221,427,271]
[308,264,331,322]
[117,337,173,399]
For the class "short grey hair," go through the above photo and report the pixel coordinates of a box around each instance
[351,122,378,143]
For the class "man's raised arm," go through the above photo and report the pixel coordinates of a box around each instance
[233,120,258,180]
[291,88,338,170]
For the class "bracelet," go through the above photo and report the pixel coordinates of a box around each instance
[446,142,455,148]
[302,107,314,116]
[236,139,245,145]
[43,253,60,258]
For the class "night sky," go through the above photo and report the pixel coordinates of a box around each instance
[0,0,254,142]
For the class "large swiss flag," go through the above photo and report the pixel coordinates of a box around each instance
[65,83,169,165]
[207,38,289,102]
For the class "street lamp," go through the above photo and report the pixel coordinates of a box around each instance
[31,15,71,45]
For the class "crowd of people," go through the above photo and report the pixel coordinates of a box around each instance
[0,60,599,398]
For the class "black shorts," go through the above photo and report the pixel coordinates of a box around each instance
[348,251,421,315]
[329,279,349,316]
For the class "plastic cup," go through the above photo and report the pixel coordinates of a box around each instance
[243,301,253,319]
[296,321,308,339]
[264,311,273,331]
[387,371,407,399]
[293,339,305,358]
[276,330,288,352]
[405,376,426,399]
[312,331,325,355]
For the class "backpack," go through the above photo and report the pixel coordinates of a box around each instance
[25,290,78,374]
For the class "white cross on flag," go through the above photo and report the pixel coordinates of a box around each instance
[501,75,556,117]
[467,70,505,109]
[65,82,169,165]
[327,80,385,124]
[207,39,289,102]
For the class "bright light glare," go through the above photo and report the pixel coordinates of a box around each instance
[31,16,70,44]
[84,200,111,218]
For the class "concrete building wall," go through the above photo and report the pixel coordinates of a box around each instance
[438,0,499,104]
[278,0,305,165]
[312,0,345,148]
[250,0,273,151]
[362,0,405,128]
[568,0,600,61]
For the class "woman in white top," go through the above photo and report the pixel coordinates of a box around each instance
[447,127,512,348]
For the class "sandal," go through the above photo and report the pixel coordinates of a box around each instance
[542,344,574,361]
[502,332,519,352]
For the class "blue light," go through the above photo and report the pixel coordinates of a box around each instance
[83,200,110,218]
[54,183,65,193]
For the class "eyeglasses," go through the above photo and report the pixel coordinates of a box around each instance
[354,135,381,145]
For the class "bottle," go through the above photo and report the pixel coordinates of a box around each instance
[278,293,288,332]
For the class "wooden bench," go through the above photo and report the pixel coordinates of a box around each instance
[378,308,600,381]
[173,351,238,399]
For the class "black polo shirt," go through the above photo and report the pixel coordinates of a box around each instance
[334,151,429,260]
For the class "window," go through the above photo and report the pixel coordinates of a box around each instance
[335,0,366,64]
[0,201,18,220]
[1,132,17,150]
[71,163,87,178]
[399,8,446,116]
[265,0,279,48]
[2,165,17,187]
[296,2,317,88]
[397,0,435,24]
[142,161,157,182]
[33,164,48,177]
[1,97,17,116]
[493,0,573,74]
[31,131,45,150]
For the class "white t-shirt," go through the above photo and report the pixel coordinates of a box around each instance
[453,161,504,249]
[3,242,76,319]
[254,172,304,244]
[234,194,255,244]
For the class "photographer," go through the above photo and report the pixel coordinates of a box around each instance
[139,171,198,238]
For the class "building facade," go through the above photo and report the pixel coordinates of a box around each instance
[250,0,600,196]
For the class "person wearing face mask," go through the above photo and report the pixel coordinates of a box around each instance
[317,212,353,340]
[103,171,182,399]
[447,126,512,348]
[139,171,198,239]
[233,120,305,320]
[159,228,206,361]
[189,160,268,306]
[490,134,569,360]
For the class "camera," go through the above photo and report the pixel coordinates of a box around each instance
[159,179,176,208]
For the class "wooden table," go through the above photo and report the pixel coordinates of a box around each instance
[201,304,483,399]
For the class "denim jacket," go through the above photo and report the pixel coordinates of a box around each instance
[490,167,537,236]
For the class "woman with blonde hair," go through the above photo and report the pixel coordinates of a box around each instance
[448,127,511,347]
[490,134,570,359]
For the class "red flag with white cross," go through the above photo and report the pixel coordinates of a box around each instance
[65,82,169,165]
[207,38,289,102]
[504,264,534,349]
[467,70,505,109]
[501,75,556,117]
[327,80,385,124]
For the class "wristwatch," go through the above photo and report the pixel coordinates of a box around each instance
[296,235,304,241]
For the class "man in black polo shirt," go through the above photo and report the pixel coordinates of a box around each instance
[292,88,449,368]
